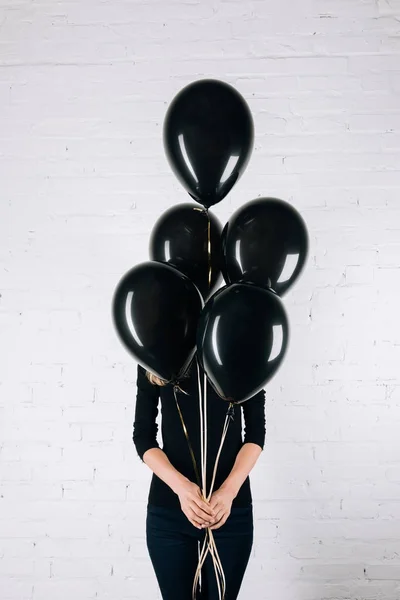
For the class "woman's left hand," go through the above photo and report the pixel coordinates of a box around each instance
[208,486,236,530]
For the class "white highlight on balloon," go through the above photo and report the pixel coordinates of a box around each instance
[234,239,244,272]
[125,291,143,347]
[277,253,297,284]
[220,154,239,184]
[211,315,223,366]
[164,239,171,261]
[269,324,283,361]
[178,134,199,183]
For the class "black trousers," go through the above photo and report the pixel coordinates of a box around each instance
[146,503,253,600]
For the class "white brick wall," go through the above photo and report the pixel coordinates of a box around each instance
[1,0,400,598]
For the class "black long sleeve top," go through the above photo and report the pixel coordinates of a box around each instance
[133,363,266,509]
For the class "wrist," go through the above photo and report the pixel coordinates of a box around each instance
[170,472,190,496]
[220,478,240,499]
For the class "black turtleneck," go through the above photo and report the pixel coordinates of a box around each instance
[133,363,266,509]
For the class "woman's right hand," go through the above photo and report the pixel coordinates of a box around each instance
[141,449,215,528]
[176,479,215,529]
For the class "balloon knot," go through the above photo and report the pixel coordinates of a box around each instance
[227,404,235,421]
[173,383,189,396]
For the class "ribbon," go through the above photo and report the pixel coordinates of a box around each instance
[205,208,212,290]
[192,205,212,293]
[173,385,202,490]
[173,371,234,599]
[173,204,232,599]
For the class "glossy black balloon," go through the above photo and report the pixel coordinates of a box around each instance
[163,79,254,208]
[149,203,223,299]
[197,283,289,403]
[222,198,309,296]
[112,261,203,382]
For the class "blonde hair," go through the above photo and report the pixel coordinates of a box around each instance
[146,362,193,387]
[146,371,168,387]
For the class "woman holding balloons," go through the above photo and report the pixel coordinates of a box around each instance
[112,79,308,600]
[134,362,266,600]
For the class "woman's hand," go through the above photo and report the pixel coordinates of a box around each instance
[176,479,215,529]
[208,486,236,530]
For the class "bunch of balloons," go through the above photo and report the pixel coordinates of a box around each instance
[112,79,308,404]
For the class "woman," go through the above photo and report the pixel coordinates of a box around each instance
[133,360,266,600]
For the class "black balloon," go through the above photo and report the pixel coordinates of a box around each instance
[197,283,289,403]
[163,79,254,208]
[112,261,203,382]
[222,197,309,296]
[149,203,223,299]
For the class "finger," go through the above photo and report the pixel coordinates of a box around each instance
[192,502,214,519]
[185,507,203,527]
[210,513,228,531]
[188,516,203,529]
[191,506,215,526]
[198,496,215,515]
[210,514,225,530]
[212,507,225,524]
[188,508,210,528]
[210,502,222,516]
[209,496,221,509]
[193,498,215,518]
[195,488,213,507]
[187,516,202,529]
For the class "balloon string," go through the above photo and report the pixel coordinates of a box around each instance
[207,404,233,502]
[203,369,208,497]
[194,529,226,599]
[174,376,226,599]
[191,366,233,599]
[197,360,206,495]
[209,529,226,598]
[209,532,223,600]
[192,361,227,600]
[210,528,226,594]
[193,359,212,598]
[173,386,202,490]
[192,205,211,292]
[206,209,212,290]
[193,534,208,598]
[202,404,233,599]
